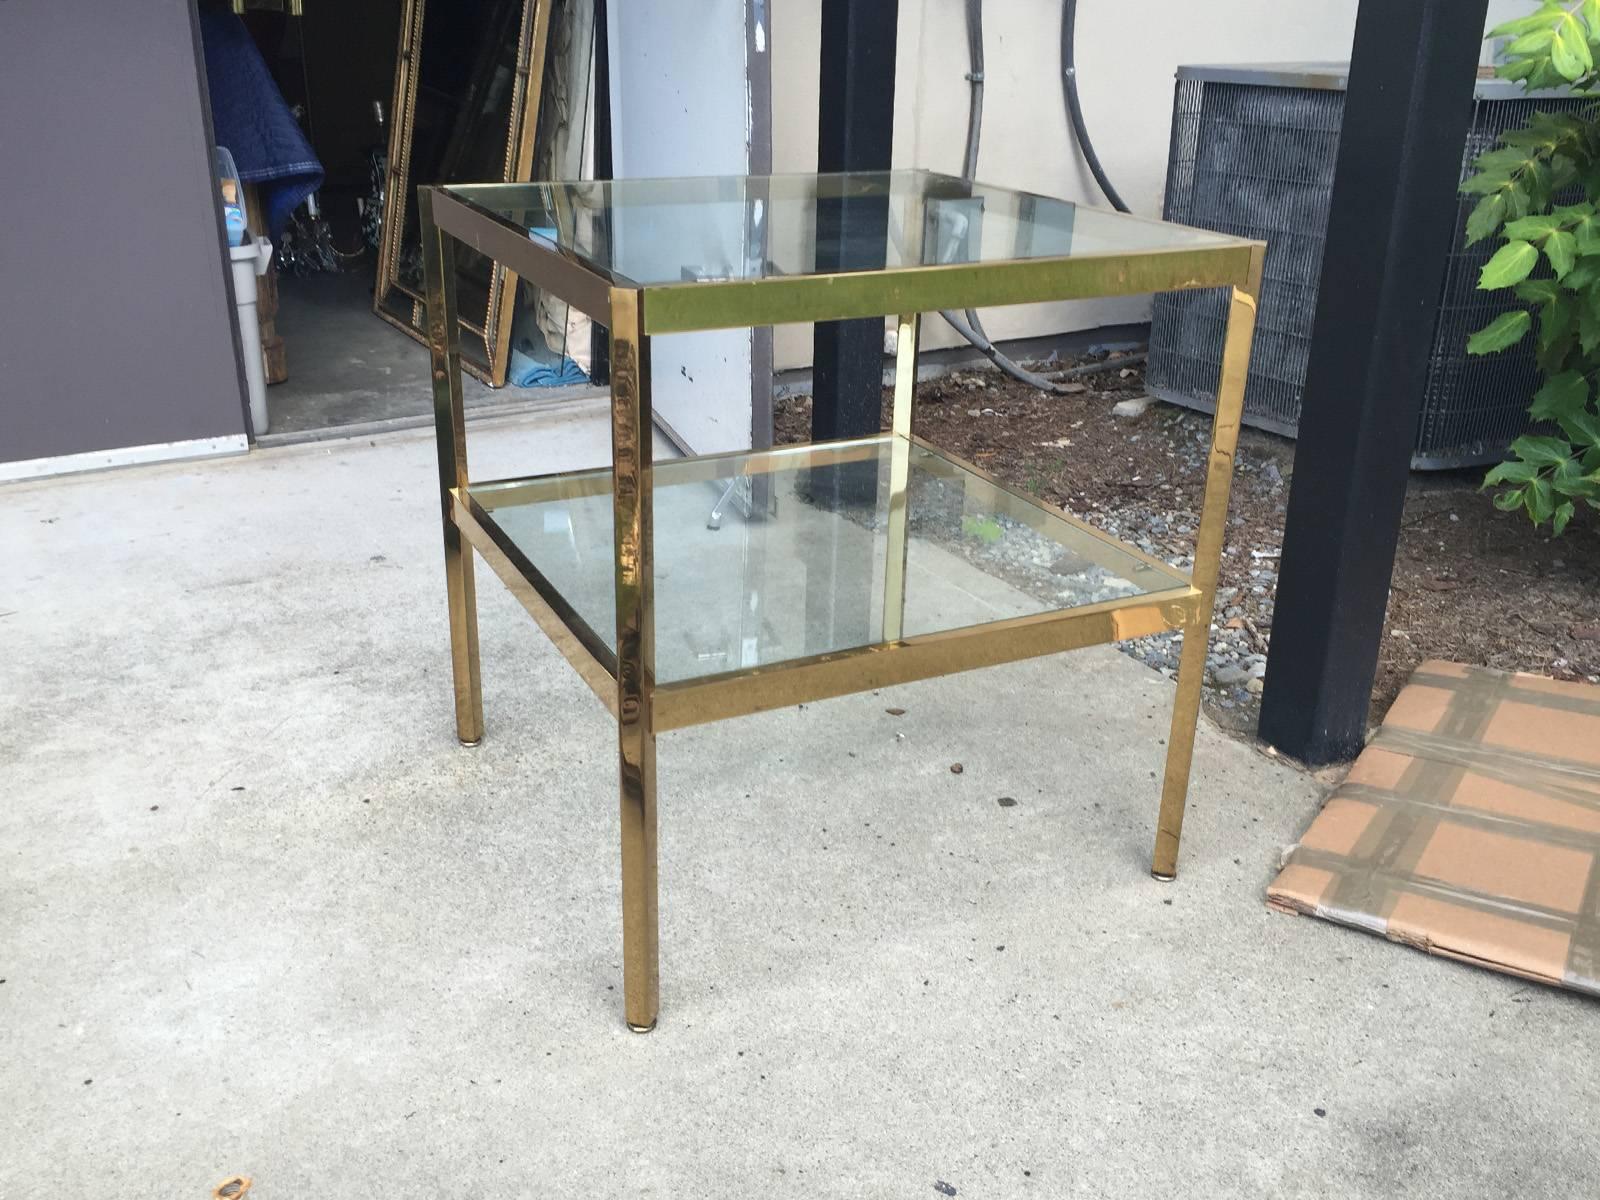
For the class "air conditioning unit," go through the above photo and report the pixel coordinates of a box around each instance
[1146,63,1584,469]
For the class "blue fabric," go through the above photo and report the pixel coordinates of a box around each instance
[510,228,590,387]
[509,343,589,389]
[198,10,322,242]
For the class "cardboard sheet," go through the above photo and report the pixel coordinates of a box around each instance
[1267,660,1600,996]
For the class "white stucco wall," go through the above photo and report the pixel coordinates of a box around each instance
[607,0,762,454]
[770,0,1527,368]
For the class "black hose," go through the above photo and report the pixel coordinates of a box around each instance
[948,0,1059,390]
[961,0,983,182]
[1062,0,1130,212]
[938,0,1129,395]
[940,309,1083,391]
[1042,350,1146,380]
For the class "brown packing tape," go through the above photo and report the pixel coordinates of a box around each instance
[1568,848,1600,992]
[1345,744,1600,834]
[1325,665,1509,921]
[1335,783,1600,851]
[1291,846,1583,934]
[1279,663,1600,996]
[1409,663,1600,720]
[1370,725,1600,790]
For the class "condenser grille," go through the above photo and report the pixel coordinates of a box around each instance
[1150,80,1342,436]
[1146,75,1589,467]
[1415,97,1581,467]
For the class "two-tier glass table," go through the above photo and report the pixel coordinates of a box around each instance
[418,171,1263,1031]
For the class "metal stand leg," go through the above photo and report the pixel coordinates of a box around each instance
[1152,283,1259,879]
[706,477,740,530]
[609,288,660,1031]
[882,312,919,642]
[420,188,483,747]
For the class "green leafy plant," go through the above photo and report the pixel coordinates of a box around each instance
[1464,1,1600,533]
[961,514,1004,543]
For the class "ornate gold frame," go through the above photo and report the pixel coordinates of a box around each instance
[374,0,552,385]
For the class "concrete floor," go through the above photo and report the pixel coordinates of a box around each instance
[266,270,594,439]
[2,404,1596,1197]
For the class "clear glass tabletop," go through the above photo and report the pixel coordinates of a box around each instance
[474,436,1191,685]
[444,170,1245,288]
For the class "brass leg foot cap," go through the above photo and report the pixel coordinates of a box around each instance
[627,1019,658,1034]
[458,736,482,748]
[1150,869,1177,883]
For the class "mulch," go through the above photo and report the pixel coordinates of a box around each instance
[775,354,1600,734]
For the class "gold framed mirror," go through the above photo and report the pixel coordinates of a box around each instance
[374,0,552,385]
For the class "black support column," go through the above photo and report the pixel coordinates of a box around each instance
[812,0,898,440]
[1258,0,1490,764]
[588,0,612,385]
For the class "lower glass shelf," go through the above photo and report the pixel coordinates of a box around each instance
[464,434,1192,689]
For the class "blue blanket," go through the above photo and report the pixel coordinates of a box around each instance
[509,343,589,389]
[199,10,323,241]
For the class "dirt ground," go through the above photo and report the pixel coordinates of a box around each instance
[776,354,1600,736]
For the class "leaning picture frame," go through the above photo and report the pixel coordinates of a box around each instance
[372,0,553,385]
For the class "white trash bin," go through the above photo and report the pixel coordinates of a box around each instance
[229,236,274,437]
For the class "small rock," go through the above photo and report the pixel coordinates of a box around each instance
[1213,664,1250,686]
[885,707,907,717]
[1112,394,1156,419]
[997,797,1018,808]
[1246,677,1264,695]
[950,763,964,775]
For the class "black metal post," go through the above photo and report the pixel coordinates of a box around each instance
[1258,0,1490,764]
[588,0,612,386]
[812,0,897,440]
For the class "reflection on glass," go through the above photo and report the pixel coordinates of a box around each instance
[478,437,1189,684]
[446,169,1239,288]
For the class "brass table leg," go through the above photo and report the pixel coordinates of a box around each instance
[1152,282,1259,880]
[420,188,484,747]
[609,288,660,1031]
[882,312,920,642]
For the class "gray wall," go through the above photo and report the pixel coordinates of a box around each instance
[0,0,246,465]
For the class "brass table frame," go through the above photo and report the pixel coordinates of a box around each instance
[419,179,1263,1032]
